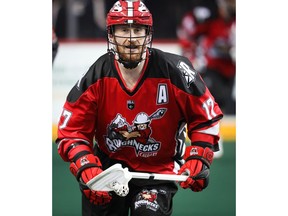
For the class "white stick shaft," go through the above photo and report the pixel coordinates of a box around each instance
[130,172,188,182]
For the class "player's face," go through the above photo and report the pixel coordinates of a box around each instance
[113,24,147,62]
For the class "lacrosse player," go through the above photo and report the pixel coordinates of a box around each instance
[56,0,223,215]
[177,0,236,114]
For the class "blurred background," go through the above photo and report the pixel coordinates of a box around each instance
[52,0,236,215]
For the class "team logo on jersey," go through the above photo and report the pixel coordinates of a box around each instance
[134,189,160,212]
[105,108,167,158]
[177,61,197,87]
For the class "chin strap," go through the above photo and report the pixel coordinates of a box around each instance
[118,58,141,69]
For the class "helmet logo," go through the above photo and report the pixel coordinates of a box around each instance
[111,2,123,12]
[138,2,149,12]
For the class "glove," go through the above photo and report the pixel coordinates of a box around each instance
[69,153,112,205]
[178,146,214,192]
[79,183,112,205]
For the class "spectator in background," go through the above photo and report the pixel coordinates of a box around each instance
[53,0,194,40]
[144,0,191,39]
[177,0,236,114]
[52,28,59,63]
[53,0,107,39]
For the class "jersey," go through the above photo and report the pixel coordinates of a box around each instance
[177,4,235,78]
[56,48,223,174]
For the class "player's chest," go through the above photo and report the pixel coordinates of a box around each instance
[97,78,179,125]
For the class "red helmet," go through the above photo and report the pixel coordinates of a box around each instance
[106,0,153,28]
[106,0,153,69]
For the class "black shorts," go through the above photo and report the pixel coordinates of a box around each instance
[81,179,178,216]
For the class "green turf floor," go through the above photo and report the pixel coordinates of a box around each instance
[52,141,236,216]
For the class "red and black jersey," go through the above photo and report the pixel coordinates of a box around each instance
[177,5,236,78]
[56,48,223,174]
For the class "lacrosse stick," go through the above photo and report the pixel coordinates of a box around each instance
[86,163,189,197]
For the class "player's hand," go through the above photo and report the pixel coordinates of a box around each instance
[69,153,112,205]
[80,183,112,205]
[178,146,214,192]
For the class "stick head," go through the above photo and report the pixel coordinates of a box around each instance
[86,164,132,196]
[110,181,130,197]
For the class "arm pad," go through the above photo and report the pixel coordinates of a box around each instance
[69,153,102,182]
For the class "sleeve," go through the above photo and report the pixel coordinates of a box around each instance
[172,57,223,151]
[186,87,223,152]
[56,67,100,162]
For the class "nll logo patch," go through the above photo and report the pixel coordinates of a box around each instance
[127,100,135,110]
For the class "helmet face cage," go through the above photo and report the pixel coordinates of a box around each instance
[107,24,153,69]
[106,0,153,69]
